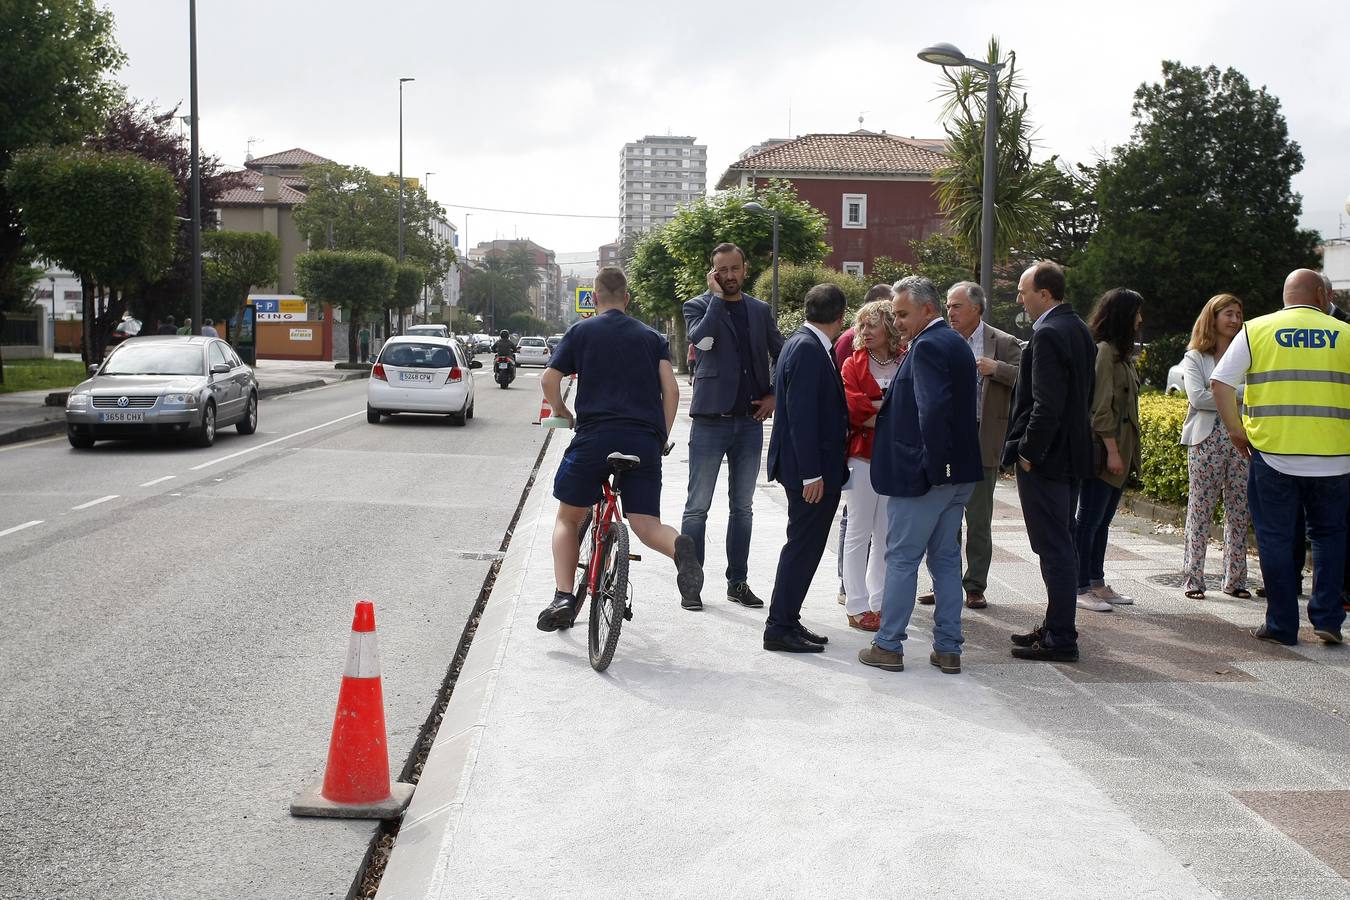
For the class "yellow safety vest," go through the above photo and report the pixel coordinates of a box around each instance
[1242,306,1350,455]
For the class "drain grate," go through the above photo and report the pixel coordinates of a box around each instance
[453,550,505,561]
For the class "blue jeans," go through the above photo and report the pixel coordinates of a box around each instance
[1074,477,1124,592]
[681,415,764,585]
[1248,451,1349,642]
[876,483,975,655]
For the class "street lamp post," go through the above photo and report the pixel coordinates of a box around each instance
[742,201,780,319]
[189,0,202,335]
[918,41,1004,300]
[397,77,415,265]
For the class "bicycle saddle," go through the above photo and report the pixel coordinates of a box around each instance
[607,452,641,472]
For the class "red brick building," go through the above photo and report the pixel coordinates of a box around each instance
[716,131,948,278]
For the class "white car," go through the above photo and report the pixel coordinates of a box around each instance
[515,336,551,367]
[367,336,481,425]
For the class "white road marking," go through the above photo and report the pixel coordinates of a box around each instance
[0,436,63,453]
[0,520,44,538]
[139,475,176,487]
[71,494,119,511]
[189,410,364,471]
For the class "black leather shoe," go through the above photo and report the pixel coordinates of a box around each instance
[1010,640,1079,662]
[673,534,704,610]
[537,592,579,632]
[1010,626,1045,648]
[728,581,764,608]
[917,592,935,606]
[764,632,825,653]
[1250,626,1297,646]
[795,624,828,645]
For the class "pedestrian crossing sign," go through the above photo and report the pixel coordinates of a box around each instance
[575,287,594,313]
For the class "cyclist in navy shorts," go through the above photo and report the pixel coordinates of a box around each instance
[536,266,704,631]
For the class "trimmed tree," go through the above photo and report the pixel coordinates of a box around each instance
[6,148,178,362]
[202,231,279,327]
[391,263,424,332]
[1070,62,1320,335]
[294,250,397,362]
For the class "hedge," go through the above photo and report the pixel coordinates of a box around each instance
[1137,392,1190,505]
[758,264,868,336]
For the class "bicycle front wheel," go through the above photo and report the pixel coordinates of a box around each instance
[573,509,594,609]
[588,520,630,672]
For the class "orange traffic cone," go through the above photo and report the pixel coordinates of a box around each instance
[536,396,552,425]
[290,601,414,819]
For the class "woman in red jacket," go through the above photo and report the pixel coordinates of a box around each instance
[839,298,906,631]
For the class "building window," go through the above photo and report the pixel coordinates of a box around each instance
[842,194,867,229]
[842,261,865,277]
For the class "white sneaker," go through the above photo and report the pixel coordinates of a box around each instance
[1077,593,1113,612]
[1092,584,1134,605]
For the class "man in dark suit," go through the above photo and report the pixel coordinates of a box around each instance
[682,242,785,612]
[1002,261,1097,662]
[764,283,850,653]
[862,277,983,674]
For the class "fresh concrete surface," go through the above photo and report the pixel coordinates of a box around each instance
[379,396,1350,899]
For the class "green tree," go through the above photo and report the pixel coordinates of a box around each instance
[7,148,178,362]
[202,231,279,325]
[460,248,538,329]
[391,263,424,331]
[0,0,125,310]
[294,250,396,362]
[1071,62,1320,335]
[933,38,1057,281]
[756,265,869,336]
[661,180,828,299]
[626,227,687,360]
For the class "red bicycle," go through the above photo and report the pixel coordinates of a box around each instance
[573,451,641,672]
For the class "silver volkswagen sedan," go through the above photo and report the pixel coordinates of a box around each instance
[64,336,258,449]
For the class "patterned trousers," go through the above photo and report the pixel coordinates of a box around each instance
[1183,426,1250,593]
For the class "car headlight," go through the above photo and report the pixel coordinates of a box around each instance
[66,392,90,409]
[161,392,200,408]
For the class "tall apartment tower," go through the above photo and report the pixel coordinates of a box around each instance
[619,135,707,237]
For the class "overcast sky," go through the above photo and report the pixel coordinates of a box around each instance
[101,0,1349,263]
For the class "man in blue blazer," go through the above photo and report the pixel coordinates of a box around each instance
[764,284,850,652]
[682,242,785,612]
[864,276,983,674]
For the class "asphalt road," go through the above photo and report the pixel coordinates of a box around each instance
[0,369,550,899]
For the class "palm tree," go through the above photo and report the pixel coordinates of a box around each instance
[932,38,1057,283]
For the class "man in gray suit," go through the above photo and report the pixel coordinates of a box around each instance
[919,281,1022,609]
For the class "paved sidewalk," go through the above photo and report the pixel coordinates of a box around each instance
[378,397,1350,900]
[0,358,367,445]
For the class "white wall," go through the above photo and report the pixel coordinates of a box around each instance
[1324,240,1350,291]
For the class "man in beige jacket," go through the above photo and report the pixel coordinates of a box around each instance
[920,282,1022,609]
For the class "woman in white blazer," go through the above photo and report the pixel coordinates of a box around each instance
[1179,293,1251,599]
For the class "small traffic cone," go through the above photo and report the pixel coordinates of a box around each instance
[290,601,414,819]
[536,396,552,425]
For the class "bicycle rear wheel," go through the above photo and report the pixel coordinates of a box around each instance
[588,521,630,672]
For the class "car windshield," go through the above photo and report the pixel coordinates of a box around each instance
[380,342,455,369]
[101,342,204,376]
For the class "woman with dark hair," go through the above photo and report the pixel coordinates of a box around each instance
[1179,294,1251,599]
[1075,288,1144,612]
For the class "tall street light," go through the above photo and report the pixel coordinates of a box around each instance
[397,77,415,264]
[189,0,202,335]
[918,41,1004,300]
[742,201,779,320]
[422,172,435,321]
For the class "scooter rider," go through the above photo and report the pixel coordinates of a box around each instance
[493,329,517,359]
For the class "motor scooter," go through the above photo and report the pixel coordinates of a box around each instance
[494,354,516,389]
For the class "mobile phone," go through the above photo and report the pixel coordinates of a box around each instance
[713,272,727,290]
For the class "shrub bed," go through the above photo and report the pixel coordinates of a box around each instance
[1137,392,1190,506]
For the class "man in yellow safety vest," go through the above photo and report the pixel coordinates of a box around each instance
[1211,269,1349,646]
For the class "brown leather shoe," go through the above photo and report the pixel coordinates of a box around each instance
[965,592,987,609]
[930,650,961,674]
[858,643,904,671]
[917,592,935,606]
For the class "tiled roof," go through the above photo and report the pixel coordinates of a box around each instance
[245,148,333,169]
[218,169,308,206]
[718,133,948,187]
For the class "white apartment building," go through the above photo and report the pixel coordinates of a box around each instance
[619,135,707,237]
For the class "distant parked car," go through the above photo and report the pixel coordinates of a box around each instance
[65,335,258,449]
[367,336,481,425]
[474,335,493,354]
[1166,360,1185,395]
[404,324,450,339]
[105,316,143,351]
[515,336,551,367]
[546,333,564,354]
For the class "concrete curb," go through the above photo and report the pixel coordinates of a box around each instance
[373,428,566,900]
[0,371,369,447]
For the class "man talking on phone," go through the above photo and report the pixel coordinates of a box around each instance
[681,242,785,612]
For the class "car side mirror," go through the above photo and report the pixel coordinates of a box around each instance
[469,359,483,369]
[211,363,232,374]
[87,364,101,377]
